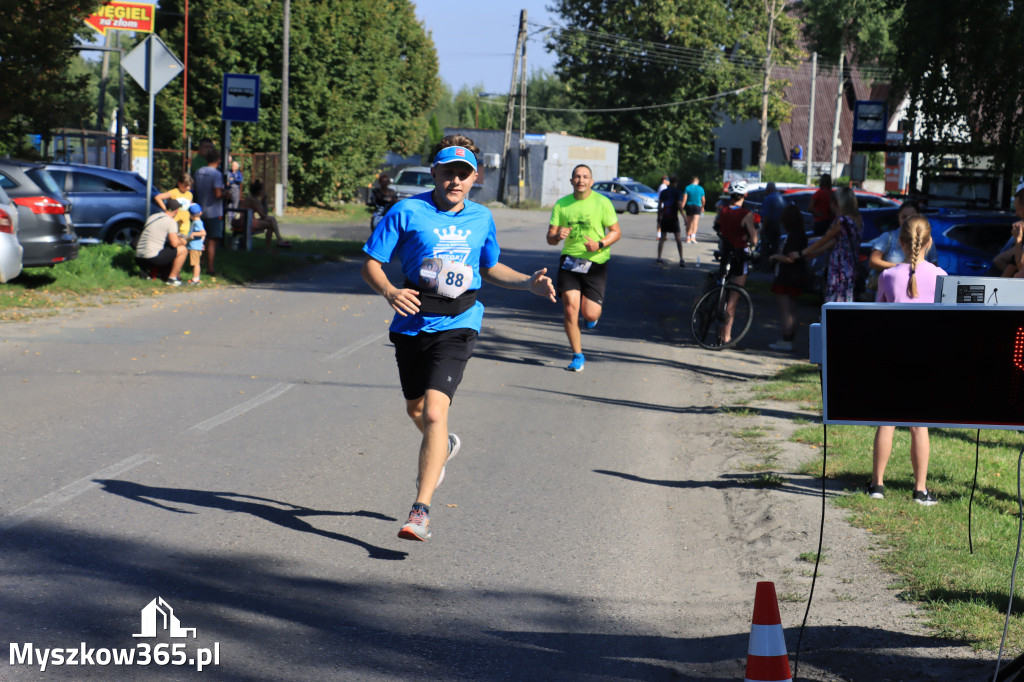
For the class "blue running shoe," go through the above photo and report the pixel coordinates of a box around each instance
[398,504,431,541]
[566,353,585,372]
[584,319,598,330]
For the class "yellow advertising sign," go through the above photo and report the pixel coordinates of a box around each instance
[84,2,155,36]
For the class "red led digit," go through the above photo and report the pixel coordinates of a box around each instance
[1016,327,1024,372]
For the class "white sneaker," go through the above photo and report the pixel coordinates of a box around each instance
[416,433,460,491]
[769,340,794,351]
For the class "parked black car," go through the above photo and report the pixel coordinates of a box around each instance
[0,159,79,267]
[45,162,159,246]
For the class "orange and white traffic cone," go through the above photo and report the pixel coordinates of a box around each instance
[745,581,792,682]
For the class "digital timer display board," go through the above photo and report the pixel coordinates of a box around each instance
[822,304,1024,428]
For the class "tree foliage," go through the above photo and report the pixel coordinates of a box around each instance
[547,0,800,177]
[799,0,899,66]
[153,0,439,204]
[0,0,99,154]
[891,0,1024,182]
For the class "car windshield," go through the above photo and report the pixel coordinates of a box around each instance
[625,183,656,194]
[395,171,434,187]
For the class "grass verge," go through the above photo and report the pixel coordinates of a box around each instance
[0,238,365,320]
[756,362,1024,653]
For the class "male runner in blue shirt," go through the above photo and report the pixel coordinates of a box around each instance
[362,135,556,542]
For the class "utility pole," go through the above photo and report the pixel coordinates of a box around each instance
[830,52,844,178]
[758,0,779,176]
[517,22,528,207]
[498,10,526,205]
[805,52,817,185]
[96,31,113,131]
[278,0,290,217]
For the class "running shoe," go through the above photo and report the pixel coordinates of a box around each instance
[769,340,794,351]
[913,490,937,506]
[416,433,461,490]
[398,504,431,541]
[165,277,182,287]
[584,319,598,330]
[436,433,460,488]
[187,278,201,285]
[679,259,686,267]
[867,483,885,499]
[566,353,585,372]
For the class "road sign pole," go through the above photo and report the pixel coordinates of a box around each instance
[145,36,154,221]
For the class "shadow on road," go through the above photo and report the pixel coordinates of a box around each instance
[0,518,985,680]
[94,479,407,561]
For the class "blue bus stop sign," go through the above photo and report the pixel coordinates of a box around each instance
[222,74,260,123]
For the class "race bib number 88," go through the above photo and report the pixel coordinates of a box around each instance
[419,258,473,299]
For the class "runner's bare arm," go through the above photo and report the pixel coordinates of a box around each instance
[583,221,621,252]
[361,256,421,317]
[481,263,557,302]
[547,224,570,245]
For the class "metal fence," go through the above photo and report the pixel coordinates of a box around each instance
[43,128,281,213]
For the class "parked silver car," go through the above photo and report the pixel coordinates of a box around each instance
[0,184,23,282]
[391,166,435,200]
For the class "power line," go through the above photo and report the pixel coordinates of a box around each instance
[526,19,892,81]
[478,85,754,114]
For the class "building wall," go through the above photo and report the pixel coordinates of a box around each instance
[710,116,788,175]
[541,133,618,207]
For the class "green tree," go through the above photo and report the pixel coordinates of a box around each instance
[520,69,586,135]
[153,0,439,204]
[0,0,99,155]
[800,0,899,66]
[547,0,799,177]
[891,0,1024,196]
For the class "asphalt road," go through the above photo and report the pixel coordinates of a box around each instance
[0,209,812,681]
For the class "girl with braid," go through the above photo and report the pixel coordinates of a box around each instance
[868,216,947,505]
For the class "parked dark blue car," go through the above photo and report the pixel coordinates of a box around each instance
[922,208,1016,277]
[45,163,160,246]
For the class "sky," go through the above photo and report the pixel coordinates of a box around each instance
[411,1,560,95]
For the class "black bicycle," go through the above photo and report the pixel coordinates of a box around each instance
[690,249,754,350]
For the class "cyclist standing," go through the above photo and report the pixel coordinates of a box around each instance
[715,181,758,344]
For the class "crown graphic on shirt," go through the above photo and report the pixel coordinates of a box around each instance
[434,225,472,242]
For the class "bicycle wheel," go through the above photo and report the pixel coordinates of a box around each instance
[690,284,753,350]
[721,284,753,349]
[690,287,726,350]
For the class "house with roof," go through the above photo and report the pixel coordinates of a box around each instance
[711,60,900,188]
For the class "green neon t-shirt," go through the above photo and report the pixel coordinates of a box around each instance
[549,192,617,264]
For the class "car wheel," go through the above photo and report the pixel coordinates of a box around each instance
[627,201,639,215]
[107,222,142,247]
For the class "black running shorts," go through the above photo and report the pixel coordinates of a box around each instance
[556,254,608,306]
[390,328,478,402]
[684,205,702,217]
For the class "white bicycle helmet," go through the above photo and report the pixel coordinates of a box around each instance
[730,180,748,195]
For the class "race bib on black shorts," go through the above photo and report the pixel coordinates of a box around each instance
[560,255,594,274]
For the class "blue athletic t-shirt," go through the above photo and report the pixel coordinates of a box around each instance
[363,191,500,335]
[684,183,705,206]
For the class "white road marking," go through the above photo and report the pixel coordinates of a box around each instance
[324,332,387,361]
[189,382,296,432]
[0,453,154,530]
